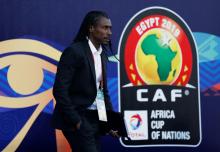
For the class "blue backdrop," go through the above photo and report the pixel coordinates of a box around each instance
[0,0,219,151]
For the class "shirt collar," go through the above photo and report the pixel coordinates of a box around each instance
[88,39,102,55]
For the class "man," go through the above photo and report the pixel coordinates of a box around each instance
[51,11,119,152]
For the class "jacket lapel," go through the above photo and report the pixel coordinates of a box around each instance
[101,53,107,82]
[83,41,96,84]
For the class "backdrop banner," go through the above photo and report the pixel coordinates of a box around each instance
[0,0,219,152]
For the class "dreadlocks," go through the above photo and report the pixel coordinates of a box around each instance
[74,11,109,43]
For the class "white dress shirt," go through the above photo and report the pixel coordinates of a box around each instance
[88,39,103,89]
[87,39,103,110]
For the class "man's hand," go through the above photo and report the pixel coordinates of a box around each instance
[72,121,81,131]
[76,121,81,130]
[109,130,120,138]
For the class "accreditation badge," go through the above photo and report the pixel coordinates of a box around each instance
[96,89,108,122]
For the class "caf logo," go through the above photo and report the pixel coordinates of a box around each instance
[119,7,201,146]
[121,7,195,86]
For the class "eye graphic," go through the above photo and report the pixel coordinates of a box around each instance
[0,39,61,151]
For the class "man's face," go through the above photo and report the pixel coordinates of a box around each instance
[90,17,112,45]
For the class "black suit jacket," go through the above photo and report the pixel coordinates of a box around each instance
[51,40,113,130]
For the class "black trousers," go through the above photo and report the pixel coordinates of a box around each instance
[62,110,101,152]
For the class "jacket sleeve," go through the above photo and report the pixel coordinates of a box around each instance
[53,47,82,126]
[104,79,113,111]
[102,55,114,111]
